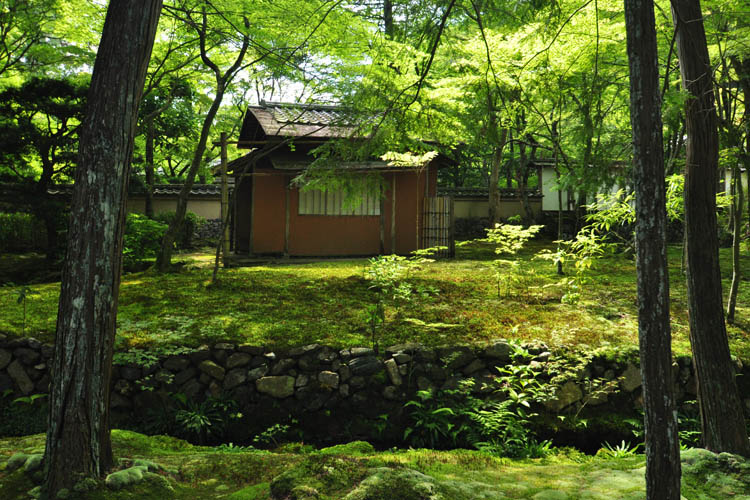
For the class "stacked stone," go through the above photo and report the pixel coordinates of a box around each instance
[2,334,750,431]
[0,336,51,396]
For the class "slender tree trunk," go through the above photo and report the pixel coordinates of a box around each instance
[383,0,394,38]
[155,87,224,270]
[145,119,155,218]
[727,164,742,322]
[488,128,507,224]
[672,0,750,456]
[44,1,162,496]
[624,0,682,498]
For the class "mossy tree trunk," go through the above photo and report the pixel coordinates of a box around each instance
[44,0,162,496]
[624,0,682,498]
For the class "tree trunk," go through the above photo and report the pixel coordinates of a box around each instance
[155,85,225,271]
[672,0,750,456]
[383,0,394,38]
[488,128,507,224]
[145,119,155,218]
[727,164,742,322]
[624,0,682,498]
[44,0,162,496]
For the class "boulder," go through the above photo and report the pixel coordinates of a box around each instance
[247,364,269,381]
[348,356,382,376]
[318,371,340,390]
[384,359,402,386]
[7,360,34,394]
[438,346,475,370]
[483,340,512,361]
[619,364,642,392]
[163,356,191,372]
[226,352,253,369]
[223,368,247,390]
[0,348,11,370]
[256,376,295,398]
[198,360,225,381]
[545,381,583,411]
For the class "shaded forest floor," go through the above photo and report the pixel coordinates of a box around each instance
[1,430,749,499]
[1,240,750,359]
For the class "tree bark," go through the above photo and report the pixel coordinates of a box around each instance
[727,164,742,322]
[145,119,155,218]
[155,9,249,272]
[624,0,681,498]
[44,0,162,496]
[672,0,750,456]
[488,128,507,224]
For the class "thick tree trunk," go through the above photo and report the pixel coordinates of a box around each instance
[624,0,682,498]
[672,0,750,456]
[44,1,161,496]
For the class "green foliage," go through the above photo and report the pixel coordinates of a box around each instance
[123,213,168,269]
[142,393,241,446]
[403,349,553,458]
[0,390,47,436]
[0,213,45,253]
[15,285,39,335]
[481,224,543,298]
[598,440,642,458]
[153,211,203,249]
[253,419,302,448]
[363,249,440,351]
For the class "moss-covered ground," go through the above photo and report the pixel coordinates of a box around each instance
[1,431,748,499]
[2,240,750,359]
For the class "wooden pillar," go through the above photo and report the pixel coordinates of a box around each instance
[220,132,230,267]
[379,183,385,254]
[284,177,290,257]
[391,174,396,253]
[249,169,255,255]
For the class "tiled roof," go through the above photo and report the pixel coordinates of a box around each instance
[47,183,228,197]
[239,101,359,142]
[438,187,542,199]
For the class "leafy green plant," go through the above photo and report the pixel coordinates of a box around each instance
[404,387,474,449]
[142,392,241,445]
[123,213,168,269]
[482,224,543,298]
[16,285,39,335]
[599,440,642,458]
[253,418,301,448]
[363,248,440,351]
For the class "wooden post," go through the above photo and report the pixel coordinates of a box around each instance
[449,196,455,257]
[379,183,385,254]
[220,132,230,267]
[284,177,290,257]
[391,174,396,254]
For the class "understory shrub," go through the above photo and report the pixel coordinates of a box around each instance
[0,212,46,253]
[153,211,204,249]
[0,391,47,436]
[123,213,167,269]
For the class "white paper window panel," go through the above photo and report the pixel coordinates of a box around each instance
[299,188,380,216]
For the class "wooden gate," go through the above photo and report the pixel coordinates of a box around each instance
[420,196,455,257]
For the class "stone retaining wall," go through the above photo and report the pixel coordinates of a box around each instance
[1,333,749,444]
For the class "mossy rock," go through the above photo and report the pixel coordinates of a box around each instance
[681,448,750,498]
[270,455,367,499]
[318,441,375,456]
[343,468,442,500]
